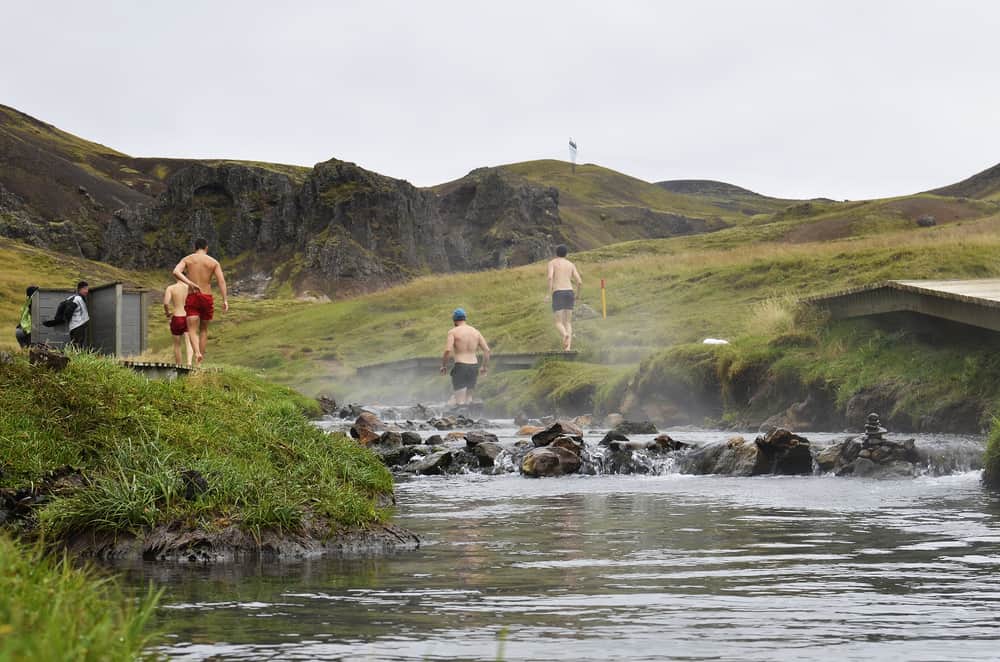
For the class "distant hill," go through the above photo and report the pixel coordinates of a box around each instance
[5,103,1000,298]
[655,179,804,216]
[930,161,1000,200]
[480,160,735,249]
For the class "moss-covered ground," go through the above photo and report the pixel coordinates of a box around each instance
[0,352,392,541]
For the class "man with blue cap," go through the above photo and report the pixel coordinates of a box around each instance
[440,307,491,405]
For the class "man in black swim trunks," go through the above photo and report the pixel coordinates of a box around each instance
[440,308,491,405]
[547,244,583,350]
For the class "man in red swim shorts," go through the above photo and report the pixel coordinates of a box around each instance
[172,238,229,364]
[163,280,193,366]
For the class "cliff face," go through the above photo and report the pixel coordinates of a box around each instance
[97,159,565,296]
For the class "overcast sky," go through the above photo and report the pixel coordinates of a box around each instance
[4,1,999,200]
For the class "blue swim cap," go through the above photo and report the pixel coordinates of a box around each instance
[452,308,467,321]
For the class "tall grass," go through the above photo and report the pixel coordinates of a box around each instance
[0,351,392,540]
[0,534,160,660]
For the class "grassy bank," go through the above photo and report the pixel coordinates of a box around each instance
[0,534,160,660]
[0,351,392,543]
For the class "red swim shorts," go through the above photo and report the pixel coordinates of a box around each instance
[169,315,188,336]
[185,292,214,321]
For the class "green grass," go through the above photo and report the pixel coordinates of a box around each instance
[0,352,392,540]
[0,534,160,660]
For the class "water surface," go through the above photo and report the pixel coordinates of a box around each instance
[123,428,1000,661]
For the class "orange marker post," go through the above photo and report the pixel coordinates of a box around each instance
[601,278,607,319]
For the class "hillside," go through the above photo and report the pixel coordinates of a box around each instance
[655,179,802,216]
[479,160,737,248]
[930,161,1000,200]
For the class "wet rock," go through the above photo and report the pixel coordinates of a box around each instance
[472,442,504,468]
[518,425,544,436]
[404,450,453,475]
[612,420,658,435]
[599,431,629,446]
[377,431,403,447]
[349,412,386,444]
[521,446,582,477]
[377,445,423,468]
[464,431,500,448]
[316,395,338,415]
[549,436,584,455]
[572,414,594,428]
[180,469,209,501]
[401,431,423,446]
[338,403,366,419]
[425,434,444,446]
[653,434,691,451]
[823,436,922,478]
[679,436,763,476]
[531,421,584,447]
[754,428,813,475]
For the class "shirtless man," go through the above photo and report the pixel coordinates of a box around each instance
[439,308,491,405]
[163,280,194,366]
[547,244,582,351]
[172,238,229,364]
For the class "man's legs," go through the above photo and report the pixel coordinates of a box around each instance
[186,316,203,364]
[199,321,210,361]
[172,334,182,364]
[553,312,568,350]
[449,388,468,406]
[554,310,573,350]
[184,333,194,366]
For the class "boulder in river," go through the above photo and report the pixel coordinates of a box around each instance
[678,429,812,476]
[521,446,582,477]
[404,450,453,475]
[350,412,386,445]
[472,441,504,468]
[818,436,922,478]
[401,431,423,446]
[612,420,659,435]
[465,431,500,447]
[518,425,544,436]
[599,431,630,446]
[531,421,584,447]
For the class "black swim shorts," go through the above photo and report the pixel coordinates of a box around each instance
[552,289,575,312]
[451,362,479,391]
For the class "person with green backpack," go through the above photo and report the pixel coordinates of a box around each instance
[14,285,38,348]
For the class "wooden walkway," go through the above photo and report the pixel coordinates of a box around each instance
[119,361,196,381]
[806,279,1000,332]
[356,351,578,378]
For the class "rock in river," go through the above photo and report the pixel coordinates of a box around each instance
[521,446,582,478]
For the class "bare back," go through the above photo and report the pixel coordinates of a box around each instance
[165,282,189,316]
[548,257,582,292]
[447,324,487,364]
[178,252,221,293]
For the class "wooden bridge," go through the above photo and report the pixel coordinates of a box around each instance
[806,279,1000,332]
[355,351,578,379]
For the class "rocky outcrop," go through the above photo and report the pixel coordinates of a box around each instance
[816,436,922,478]
[97,160,566,297]
[678,428,812,476]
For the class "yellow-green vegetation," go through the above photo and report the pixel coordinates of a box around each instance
[131,208,1000,434]
[0,352,392,540]
[0,534,160,660]
[984,421,1000,488]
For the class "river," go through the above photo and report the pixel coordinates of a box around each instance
[121,425,1000,660]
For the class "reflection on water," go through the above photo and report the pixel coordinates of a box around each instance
[121,431,1000,661]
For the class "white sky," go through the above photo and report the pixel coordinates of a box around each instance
[3,0,999,200]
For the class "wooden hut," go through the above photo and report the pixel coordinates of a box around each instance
[30,282,151,357]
